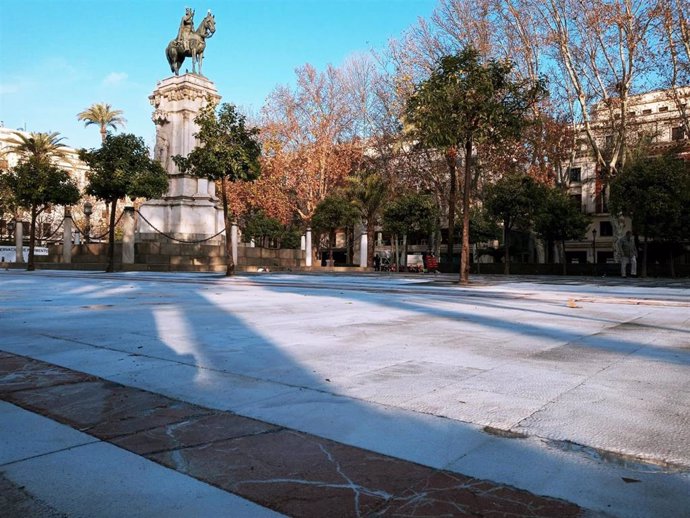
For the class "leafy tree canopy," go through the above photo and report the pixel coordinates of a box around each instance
[382,193,439,237]
[610,154,690,242]
[533,187,591,244]
[79,134,168,203]
[405,46,547,150]
[3,158,80,214]
[484,173,542,231]
[174,102,261,184]
[242,210,284,242]
[311,194,359,234]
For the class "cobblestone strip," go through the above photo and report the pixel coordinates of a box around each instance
[1,352,583,517]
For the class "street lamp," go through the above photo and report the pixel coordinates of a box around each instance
[592,228,597,276]
[83,202,93,244]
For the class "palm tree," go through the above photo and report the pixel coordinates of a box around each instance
[6,131,67,164]
[346,170,389,268]
[77,104,126,236]
[77,103,126,143]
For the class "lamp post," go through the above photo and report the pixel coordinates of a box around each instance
[83,202,93,244]
[592,228,597,276]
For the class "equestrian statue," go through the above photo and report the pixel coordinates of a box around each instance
[166,8,216,76]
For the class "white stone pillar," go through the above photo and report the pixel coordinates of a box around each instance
[231,222,238,266]
[377,232,383,246]
[122,207,135,264]
[300,235,306,251]
[63,210,72,264]
[15,221,24,264]
[305,227,312,268]
[359,231,368,268]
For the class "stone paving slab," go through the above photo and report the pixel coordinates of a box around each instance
[1,270,689,517]
[0,351,581,517]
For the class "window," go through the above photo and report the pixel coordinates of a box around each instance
[599,221,613,236]
[672,126,686,141]
[569,194,582,210]
[642,109,652,115]
[659,106,668,113]
[605,135,614,147]
[568,167,582,182]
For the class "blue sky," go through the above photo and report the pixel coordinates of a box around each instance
[0,0,437,151]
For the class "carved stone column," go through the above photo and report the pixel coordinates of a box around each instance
[137,74,224,242]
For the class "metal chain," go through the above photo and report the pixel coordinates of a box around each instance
[41,217,66,241]
[135,209,225,243]
[71,211,125,240]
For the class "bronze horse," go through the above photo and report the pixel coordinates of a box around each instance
[166,11,216,76]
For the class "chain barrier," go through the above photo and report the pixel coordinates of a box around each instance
[41,217,66,241]
[71,211,125,241]
[135,209,225,244]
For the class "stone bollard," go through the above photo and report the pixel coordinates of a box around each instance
[15,221,24,264]
[305,228,312,268]
[360,230,368,269]
[122,207,135,264]
[63,209,72,264]
[231,221,238,267]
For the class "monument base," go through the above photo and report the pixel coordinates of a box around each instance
[137,73,224,244]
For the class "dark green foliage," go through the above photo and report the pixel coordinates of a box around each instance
[610,154,690,241]
[533,186,591,272]
[79,133,167,272]
[312,194,359,234]
[80,134,168,203]
[405,46,547,282]
[312,194,359,261]
[3,157,80,270]
[469,206,501,244]
[382,193,439,237]
[173,102,262,275]
[484,173,542,274]
[242,210,301,249]
[174,103,261,184]
[345,169,389,267]
[610,154,690,275]
[405,48,546,151]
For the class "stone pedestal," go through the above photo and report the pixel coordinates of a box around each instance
[137,74,224,242]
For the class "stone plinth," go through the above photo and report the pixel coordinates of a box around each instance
[137,74,224,242]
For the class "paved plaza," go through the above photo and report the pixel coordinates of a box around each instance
[1,270,689,517]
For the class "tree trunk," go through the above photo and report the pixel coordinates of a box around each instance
[403,234,408,272]
[561,240,567,275]
[367,221,375,268]
[106,199,117,272]
[669,246,675,278]
[393,234,399,270]
[641,234,647,278]
[27,206,37,271]
[445,147,458,267]
[503,221,510,275]
[460,140,472,284]
[221,178,234,276]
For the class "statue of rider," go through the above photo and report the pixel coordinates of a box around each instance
[176,7,195,53]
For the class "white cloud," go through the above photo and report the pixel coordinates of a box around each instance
[102,72,128,86]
